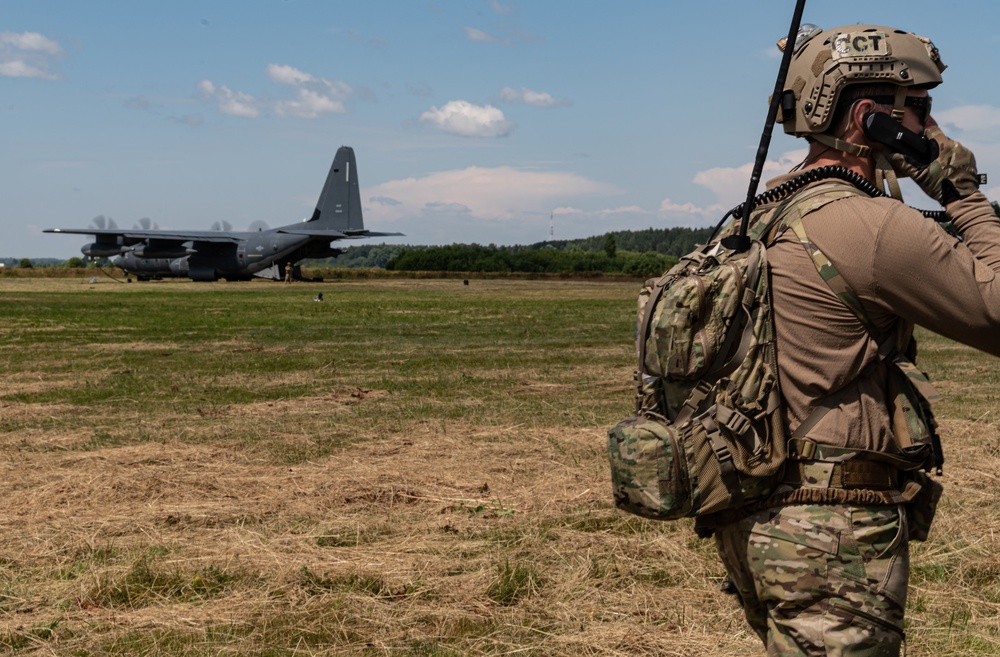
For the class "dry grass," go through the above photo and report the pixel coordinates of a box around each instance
[0,278,998,655]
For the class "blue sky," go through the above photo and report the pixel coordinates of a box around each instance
[4,0,1000,259]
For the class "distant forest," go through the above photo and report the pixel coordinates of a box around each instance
[309,226,715,277]
[319,200,1000,275]
[15,201,1000,275]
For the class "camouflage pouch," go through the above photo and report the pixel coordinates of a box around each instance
[609,182,882,524]
[607,414,690,519]
[608,411,777,520]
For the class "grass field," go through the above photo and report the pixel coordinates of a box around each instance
[1,276,998,656]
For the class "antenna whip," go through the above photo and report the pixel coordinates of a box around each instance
[722,0,808,252]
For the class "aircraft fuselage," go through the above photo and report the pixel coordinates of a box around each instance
[114,231,343,281]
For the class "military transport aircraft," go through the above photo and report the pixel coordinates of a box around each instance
[46,146,401,281]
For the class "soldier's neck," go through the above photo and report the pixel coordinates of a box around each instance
[802,141,876,183]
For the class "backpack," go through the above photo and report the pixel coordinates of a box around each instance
[607,178,943,526]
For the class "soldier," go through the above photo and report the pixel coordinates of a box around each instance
[712,25,1000,655]
[284,261,293,283]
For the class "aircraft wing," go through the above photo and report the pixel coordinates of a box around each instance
[277,228,405,239]
[276,229,350,238]
[44,228,241,243]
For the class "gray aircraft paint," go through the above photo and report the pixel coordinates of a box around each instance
[45,146,400,281]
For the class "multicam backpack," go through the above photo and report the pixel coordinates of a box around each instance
[607,211,785,522]
[608,177,943,526]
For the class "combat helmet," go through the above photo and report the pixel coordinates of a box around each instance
[778,24,946,146]
[776,24,946,198]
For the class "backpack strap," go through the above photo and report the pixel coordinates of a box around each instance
[783,187,941,400]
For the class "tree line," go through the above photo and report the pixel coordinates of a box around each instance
[384,243,676,277]
[300,202,1000,276]
[309,226,716,277]
[12,204,1000,274]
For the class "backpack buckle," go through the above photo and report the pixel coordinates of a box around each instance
[714,441,733,465]
[790,438,818,461]
[684,380,714,412]
[717,405,752,437]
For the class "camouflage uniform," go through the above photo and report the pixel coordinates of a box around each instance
[706,173,1000,654]
[689,23,1000,656]
[606,23,1000,654]
[715,502,908,656]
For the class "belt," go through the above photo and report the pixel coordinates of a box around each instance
[782,459,900,491]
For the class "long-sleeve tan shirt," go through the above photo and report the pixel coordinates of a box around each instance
[765,180,1000,452]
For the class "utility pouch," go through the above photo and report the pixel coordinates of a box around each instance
[607,411,777,520]
[607,414,691,519]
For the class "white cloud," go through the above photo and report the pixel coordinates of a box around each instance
[199,64,352,119]
[936,105,1000,130]
[659,198,703,214]
[419,100,515,137]
[691,149,808,210]
[366,166,618,225]
[0,31,61,54]
[266,63,313,86]
[464,27,505,44]
[275,87,346,118]
[268,64,351,118]
[0,31,62,79]
[198,79,260,118]
[936,104,1000,141]
[600,205,647,215]
[498,86,571,108]
[0,60,51,78]
[366,150,821,245]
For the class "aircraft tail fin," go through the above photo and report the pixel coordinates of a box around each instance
[309,146,363,231]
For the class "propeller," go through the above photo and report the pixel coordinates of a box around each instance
[247,220,270,232]
[210,220,233,232]
[133,217,160,230]
[89,215,118,230]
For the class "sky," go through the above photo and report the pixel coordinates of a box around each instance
[4,0,1000,259]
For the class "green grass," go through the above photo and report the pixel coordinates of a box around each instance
[485,560,543,606]
[1,277,999,656]
[0,280,634,447]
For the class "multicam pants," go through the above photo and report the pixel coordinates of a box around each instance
[714,503,909,656]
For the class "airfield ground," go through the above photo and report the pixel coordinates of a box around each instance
[1,276,998,655]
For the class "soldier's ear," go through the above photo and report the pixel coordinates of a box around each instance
[848,99,877,135]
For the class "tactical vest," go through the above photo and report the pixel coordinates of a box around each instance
[756,181,943,477]
[748,180,944,539]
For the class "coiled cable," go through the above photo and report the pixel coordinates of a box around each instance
[710,165,947,241]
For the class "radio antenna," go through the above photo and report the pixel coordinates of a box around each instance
[722,0,808,252]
